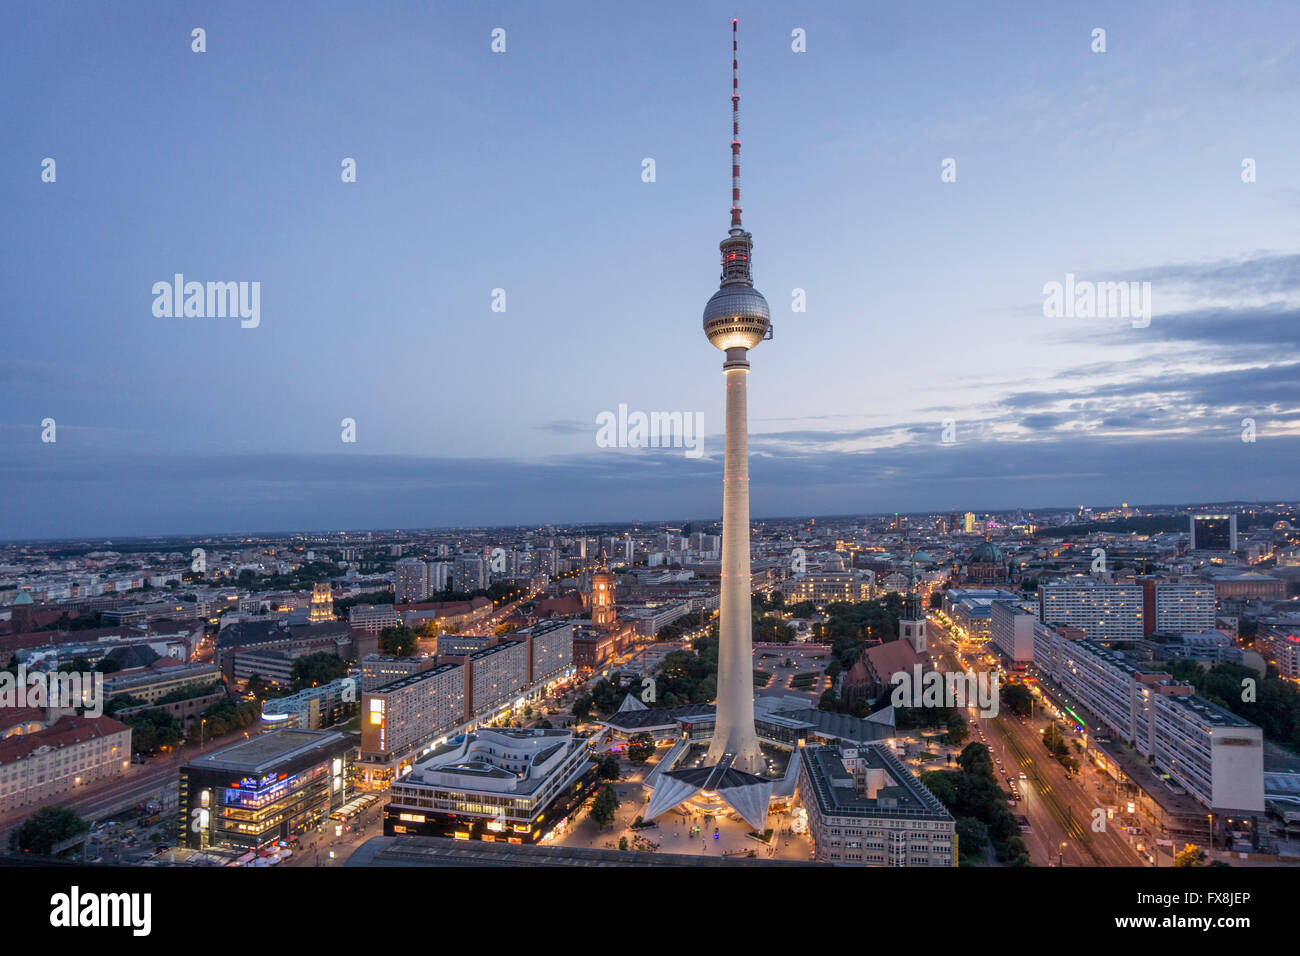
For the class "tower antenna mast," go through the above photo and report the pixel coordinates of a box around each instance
[730,18,742,231]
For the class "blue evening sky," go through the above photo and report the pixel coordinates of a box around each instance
[2,1,1298,536]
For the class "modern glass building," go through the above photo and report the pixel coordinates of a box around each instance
[178,729,355,851]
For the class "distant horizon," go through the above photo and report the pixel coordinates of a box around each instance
[2,495,1294,547]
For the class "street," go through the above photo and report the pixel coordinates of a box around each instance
[928,615,1146,867]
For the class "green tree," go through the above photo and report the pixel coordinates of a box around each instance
[957,742,994,779]
[590,784,620,830]
[290,652,349,692]
[245,673,271,701]
[9,806,89,855]
[378,625,419,658]
[956,817,989,865]
[596,754,620,780]
[944,711,969,746]
[124,708,183,753]
[627,733,655,763]
[571,694,593,721]
[1000,682,1034,718]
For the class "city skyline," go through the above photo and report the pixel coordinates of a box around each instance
[4,2,1300,538]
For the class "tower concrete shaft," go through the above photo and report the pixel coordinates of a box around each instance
[705,346,763,772]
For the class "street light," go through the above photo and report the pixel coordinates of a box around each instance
[1058,841,1067,867]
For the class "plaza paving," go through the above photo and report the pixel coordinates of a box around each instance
[554,756,815,862]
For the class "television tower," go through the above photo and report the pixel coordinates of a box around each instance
[703,18,769,773]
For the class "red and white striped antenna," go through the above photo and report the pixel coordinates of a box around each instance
[730,17,742,231]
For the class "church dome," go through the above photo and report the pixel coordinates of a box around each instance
[969,541,1004,563]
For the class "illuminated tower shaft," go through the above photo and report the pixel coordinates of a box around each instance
[702,19,768,774]
[705,347,763,771]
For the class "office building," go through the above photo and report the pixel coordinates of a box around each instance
[1038,580,1145,641]
[454,553,488,592]
[989,600,1035,667]
[359,663,467,787]
[1255,626,1300,679]
[178,729,355,850]
[349,604,402,633]
[395,558,429,604]
[1032,625,1264,820]
[781,571,875,606]
[1208,570,1287,602]
[261,676,359,730]
[1146,579,1216,636]
[361,654,438,691]
[1190,513,1238,552]
[797,743,956,866]
[384,728,597,844]
[102,660,222,704]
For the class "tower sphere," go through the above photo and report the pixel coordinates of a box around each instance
[703,282,770,351]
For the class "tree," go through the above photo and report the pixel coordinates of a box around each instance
[589,677,622,715]
[596,754,620,780]
[290,652,349,692]
[627,733,655,763]
[1001,682,1034,718]
[818,688,840,712]
[957,742,994,779]
[571,694,593,721]
[944,711,969,747]
[590,784,620,829]
[124,708,183,752]
[956,817,989,864]
[997,835,1032,866]
[929,592,943,610]
[190,696,261,741]
[378,625,419,658]
[1043,721,1069,757]
[10,806,89,855]
[245,673,271,701]
[1173,843,1206,867]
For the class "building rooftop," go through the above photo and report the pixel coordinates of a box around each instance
[371,662,460,694]
[1159,691,1255,729]
[800,743,953,822]
[0,714,131,766]
[185,728,349,774]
